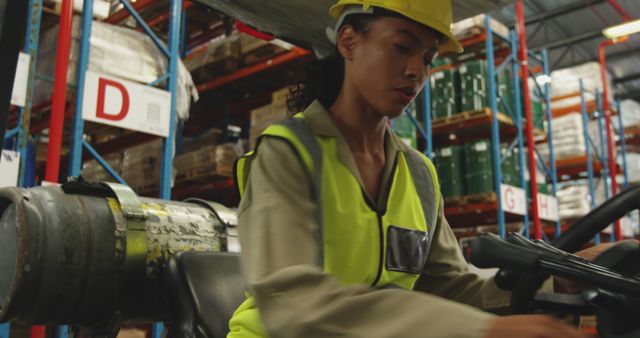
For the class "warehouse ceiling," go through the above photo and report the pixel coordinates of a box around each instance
[491,0,640,102]
[193,0,639,103]
[193,0,516,57]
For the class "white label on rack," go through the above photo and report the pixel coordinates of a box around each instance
[475,142,488,152]
[11,53,30,107]
[0,150,20,188]
[501,184,526,216]
[459,65,467,74]
[441,147,452,156]
[538,193,559,222]
[82,71,171,137]
[434,72,445,80]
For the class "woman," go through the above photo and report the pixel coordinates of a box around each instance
[229,1,593,337]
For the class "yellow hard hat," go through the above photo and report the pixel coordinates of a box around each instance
[329,0,463,54]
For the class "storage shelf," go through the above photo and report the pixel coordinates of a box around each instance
[196,47,311,94]
[432,108,517,146]
[172,177,237,202]
[445,200,524,228]
[555,156,604,181]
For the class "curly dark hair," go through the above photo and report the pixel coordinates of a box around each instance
[287,8,443,113]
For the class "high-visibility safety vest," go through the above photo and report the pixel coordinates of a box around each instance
[228,114,440,337]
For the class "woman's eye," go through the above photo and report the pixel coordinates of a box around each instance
[394,44,410,53]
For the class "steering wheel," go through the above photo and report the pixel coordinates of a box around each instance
[471,185,640,337]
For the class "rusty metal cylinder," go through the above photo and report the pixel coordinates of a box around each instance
[0,183,232,328]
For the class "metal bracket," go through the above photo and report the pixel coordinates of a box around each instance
[102,182,148,277]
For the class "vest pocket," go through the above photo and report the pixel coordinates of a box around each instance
[385,226,428,274]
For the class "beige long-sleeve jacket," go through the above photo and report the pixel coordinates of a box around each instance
[235,101,511,338]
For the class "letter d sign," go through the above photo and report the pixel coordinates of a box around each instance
[96,78,130,121]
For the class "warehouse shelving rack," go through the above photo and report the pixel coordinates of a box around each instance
[67,0,184,204]
[411,9,560,240]
[564,82,634,244]
[2,0,43,188]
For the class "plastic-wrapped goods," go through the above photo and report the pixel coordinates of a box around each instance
[121,139,168,194]
[538,113,616,161]
[618,152,640,184]
[80,152,124,183]
[451,14,509,41]
[174,143,244,182]
[557,184,592,220]
[35,16,197,121]
[550,62,614,111]
[614,100,640,130]
[50,0,112,20]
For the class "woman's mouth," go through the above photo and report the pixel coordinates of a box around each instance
[394,88,415,104]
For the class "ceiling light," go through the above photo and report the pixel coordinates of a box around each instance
[603,19,640,39]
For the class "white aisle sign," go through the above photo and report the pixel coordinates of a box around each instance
[82,71,171,137]
[0,150,21,188]
[501,184,527,216]
[11,53,30,107]
[538,193,559,222]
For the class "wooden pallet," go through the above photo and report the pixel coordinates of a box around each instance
[444,195,466,206]
[464,192,498,204]
[191,58,239,84]
[242,44,287,66]
[432,108,513,129]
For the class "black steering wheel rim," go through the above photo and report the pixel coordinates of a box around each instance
[508,185,640,314]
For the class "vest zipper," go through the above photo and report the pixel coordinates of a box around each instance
[371,212,384,287]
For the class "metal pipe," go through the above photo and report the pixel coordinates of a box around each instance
[18,0,44,187]
[69,0,95,177]
[0,184,230,329]
[0,0,29,159]
[598,37,628,240]
[580,80,600,244]
[606,0,632,21]
[45,0,74,183]
[615,100,629,190]
[510,30,530,238]
[423,79,433,159]
[119,0,171,58]
[486,15,505,238]
[542,49,560,237]
[159,0,183,200]
[517,0,542,240]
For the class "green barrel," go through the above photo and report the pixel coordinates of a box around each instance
[464,139,494,194]
[434,145,465,198]
[497,69,514,115]
[501,145,519,187]
[431,61,459,119]
[464,140,525,195]
[522,81,545,131]
[391,101,417,148]
[459,59,488,112]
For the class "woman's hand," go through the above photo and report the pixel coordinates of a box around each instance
[483,315,589,338]
[555,241,634,293]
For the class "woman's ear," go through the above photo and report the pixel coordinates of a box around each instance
[336,25,358,61]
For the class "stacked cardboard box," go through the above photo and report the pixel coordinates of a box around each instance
[35,16,195,120]
[248,88,291,149]
[81,152,124,183]
[122,139,165,193]
[537,113,616,161]
[184,36,241,83]
[239,33,287,65]
[174,143,244,183]
[550,62,614,111]
[452,14,509,41]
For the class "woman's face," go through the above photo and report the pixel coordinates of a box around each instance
[339,16,440,118]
